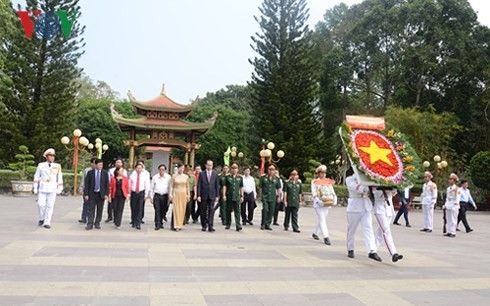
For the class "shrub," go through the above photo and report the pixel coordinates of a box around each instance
[469,151,490,191]
[0,170,22,188]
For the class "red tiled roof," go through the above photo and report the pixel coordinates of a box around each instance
[140,94,189,110]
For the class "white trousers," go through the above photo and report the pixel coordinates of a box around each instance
[37,192,57,225]
[313,206,330,238]
[446,208,458,235]
[347,211,376,254]
[422,204,434,230]
[374,213,397,256]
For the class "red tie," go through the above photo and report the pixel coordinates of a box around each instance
[136,173,140,193]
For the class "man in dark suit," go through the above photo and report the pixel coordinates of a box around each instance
[393,186,412,227]
[83,159,109,230]
[197,160,220,232]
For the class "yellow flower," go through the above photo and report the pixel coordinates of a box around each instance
[386,129,394,137]
[403,156,414,162]
[405,165,415,172]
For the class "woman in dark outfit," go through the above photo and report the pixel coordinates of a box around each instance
[109,167,130,229]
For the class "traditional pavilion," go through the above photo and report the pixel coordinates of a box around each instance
[111,83,217,171]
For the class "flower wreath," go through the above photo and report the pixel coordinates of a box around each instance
[341,121,421,188]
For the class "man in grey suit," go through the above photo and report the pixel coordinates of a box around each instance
[197,160,220,232]
[83,159,110,230]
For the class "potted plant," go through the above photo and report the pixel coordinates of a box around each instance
[9,145,36,196]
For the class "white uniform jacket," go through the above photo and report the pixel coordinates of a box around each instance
[444,185,460,210]
[33,162,63,194]
[421,181,437,205]
[372,188,395,217]
[346,176,372,213]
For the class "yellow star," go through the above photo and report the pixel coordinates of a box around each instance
[359,141,393,166]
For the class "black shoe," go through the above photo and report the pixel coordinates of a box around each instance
[369,252,382,262]
[95,224,101,229]
[160,225,164,229]
[192,220,197,224]
[78,219,86,224]
[456,228,461,232]
[225,225,230,230]
[284,227,288,231]
[201,228,207,232]
[155,227,160,231]
[347,250,354,258]
[393,222,401,226]
[467,229,474,233]
[261,225,265,230]
[208,228,215,232]
[406,224,412,228]
[312,233,319,240]
[324,237,331,245]
[163,217,168,222]
[248,221,254,226]
[293,229,301,233]
[236,227,242,232]
[38,220,44,226]
[43,224,51,229]
[420,228,428,232]
[242,222,247,226]
[392,253,403,262]
[273,222,279,226]
[85,225,93,230]
[140,220,145,224]
[448,233,456,237]
[136,225,141,230]
[104,219,111,223]
[132,224,136,228]
[426,229,432,233]
[265,226,273,231]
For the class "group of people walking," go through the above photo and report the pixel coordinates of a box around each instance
[33,148,478,264]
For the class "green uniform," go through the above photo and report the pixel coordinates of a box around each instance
[185,175,197,223]
[283,179,302,231]
[224,174,243,230]
[218,173,229,225]
[259,175,281,228]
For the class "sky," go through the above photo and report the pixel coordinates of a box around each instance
[13,0,490,103]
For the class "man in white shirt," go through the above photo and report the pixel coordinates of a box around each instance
[137,160,150,224]
[150,164,171,230]
[106,158,128,223]
[457,180,477,233]
[241,166,257,226]
[129,163,150,230]
[420,171,437,233]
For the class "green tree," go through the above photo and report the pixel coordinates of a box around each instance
[249,0,323,175]
[1,0,85,163]
[469,151,490,191]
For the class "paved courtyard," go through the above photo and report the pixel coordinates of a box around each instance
[0,194,489,305]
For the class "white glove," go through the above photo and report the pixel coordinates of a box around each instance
[442,204,446,209]
[33,188,38,195]
[56,187,63,195]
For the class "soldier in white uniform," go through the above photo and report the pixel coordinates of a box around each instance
[33,148,63,229]
[444,173,460,237]
[420,171,438,233]
[372,187,403,262]
[346,173,381,262]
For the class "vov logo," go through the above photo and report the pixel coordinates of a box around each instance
[16,10,79,40]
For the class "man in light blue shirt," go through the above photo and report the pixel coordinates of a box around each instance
[458,180,477,233]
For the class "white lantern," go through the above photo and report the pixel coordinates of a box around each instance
[73,129,82,137]
[61,136,70,145]
[335,159,341,165]
[276,150,284,158]
[441,161,448,168]
[95,143,101,149]
[437,162,442,169]
[259,150,266,157]
[231,151,237,157]
[423,161,430,168]
[224,152,230,158]
[267,142,275,150]
[264,149,272,157]
[95,138,102,144]
[433,155,441,162]
[231,146,237,152]
[329,161,335,165]
[102,144,109,151]
[238,152,244,158]
[88,143,94,150]
[79,136,89,146]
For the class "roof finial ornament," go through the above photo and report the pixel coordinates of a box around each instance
[161,82,166,95]
[127,90,136,102]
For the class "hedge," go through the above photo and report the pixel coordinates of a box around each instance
[0,170,22,188]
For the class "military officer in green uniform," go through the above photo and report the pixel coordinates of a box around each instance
[283,170,302,233]
[222,162,244,231]
[259,164,281,230]
[217,165,230,225]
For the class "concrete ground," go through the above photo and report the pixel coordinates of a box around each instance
[0,194,489,306]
